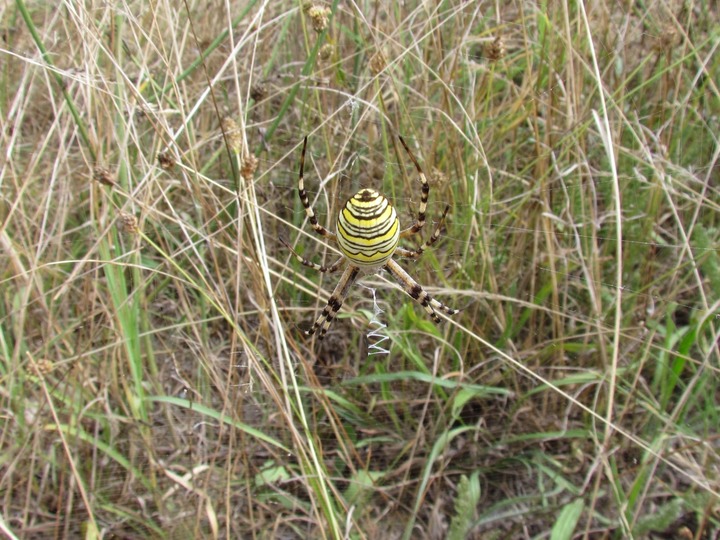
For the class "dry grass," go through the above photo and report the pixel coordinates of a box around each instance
[1,0,719,538]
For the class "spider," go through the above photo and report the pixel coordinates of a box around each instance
[282,135,458,341]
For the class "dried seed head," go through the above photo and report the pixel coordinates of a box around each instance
[32,359,54,376]
[306,5,331,33]
[93,166,115,187]
[119,212,138,234]
[485,36,505,62]
[319,43,334,62]
[241,154,259,181]
[653,25,678,52]
[222,117,243,154]
[369,51,386,75]
[431,167,448,187]
[157,150,176,170]
[250,81,267,102]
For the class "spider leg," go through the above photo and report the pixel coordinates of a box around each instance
[398,135,429,238]
[298,136,337,242]
[280,238,345,273]
[305,265,360,340]
[384,259,457,323]
[396,205,450,260]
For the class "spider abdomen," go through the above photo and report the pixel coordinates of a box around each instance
[336,188,400,269]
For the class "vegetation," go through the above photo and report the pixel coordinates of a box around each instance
[1,0,718,538]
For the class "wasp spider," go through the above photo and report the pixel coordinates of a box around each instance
[282,136,458,340]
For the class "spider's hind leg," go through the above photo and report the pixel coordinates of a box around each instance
[384,259,458,323]
[305,265,360,340]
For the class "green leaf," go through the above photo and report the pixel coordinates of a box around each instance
[255,460,291,487]
[147,396,289,452]
[448,473,481,540]
[550,499,585,540]
[343,469,383,508]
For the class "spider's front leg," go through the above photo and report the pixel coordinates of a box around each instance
[398,136,430,238]
[297,136,337,242]
[280,238,345,274]
[395,205,450,260]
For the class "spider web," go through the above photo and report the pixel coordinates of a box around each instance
[359,282,390,356]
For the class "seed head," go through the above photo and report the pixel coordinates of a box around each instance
[485,36,506,62]
[119,212,138,234]
[306,5,331,33]
[157,150,176,170]
[93,166,115,187]
[250,82,267,102]
[222,117,243,154]
[319,43,334,62]
[241,154,259,181]
[369,51,387,75]
[32,359,54,376]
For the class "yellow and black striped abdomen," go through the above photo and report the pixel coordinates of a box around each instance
[336,189,400,268]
